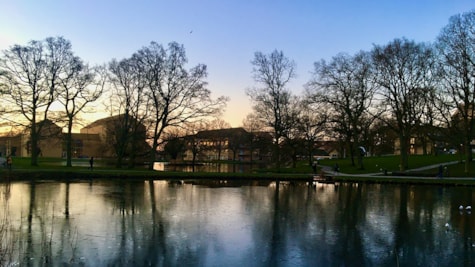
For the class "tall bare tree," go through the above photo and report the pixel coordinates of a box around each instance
[57,54,104,167]
[246,50,296,169]
[280,95,303,168]
[109,56,149,168]
[163,129,187,164]
[307,51,376,169]
[298,99,328,166]
[372,38,436,171]
[0,37,72,166]
[134,42,228,170]
[436,10,475,174]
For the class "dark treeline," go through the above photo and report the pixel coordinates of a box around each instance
[246,10,475,173]
[1,10,474,173]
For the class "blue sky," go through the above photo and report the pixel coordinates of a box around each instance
[0,1,473,127]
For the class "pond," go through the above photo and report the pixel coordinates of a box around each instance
[0,179,474,266]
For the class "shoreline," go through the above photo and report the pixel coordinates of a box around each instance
[2,168,475,186]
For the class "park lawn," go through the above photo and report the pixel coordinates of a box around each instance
[7,157,97,170]
[5,154,475,178]
[3,157,147,173]
[317,154,461,174]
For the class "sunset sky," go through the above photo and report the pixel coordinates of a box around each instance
[0,0,473,127]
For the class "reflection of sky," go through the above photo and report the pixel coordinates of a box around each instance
[1,181,475,266]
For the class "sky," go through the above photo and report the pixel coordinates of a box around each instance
[0,0,474,127]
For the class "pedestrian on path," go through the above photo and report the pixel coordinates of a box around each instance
[333,163,339,173]
[6,155,12,171]
[89,156,94,170]
[438,164,443,178]
[312,162,317,173]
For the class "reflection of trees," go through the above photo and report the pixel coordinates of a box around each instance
[245,182,475,266]
[268,182,280,266]
[333,184,366,266]
[5,180,475,265]
[146,180,166,266]
[0,182,13,266]
[395,185,411,264]
[103,180,212,266]
[23,181,65,266]
[25,181,35,267]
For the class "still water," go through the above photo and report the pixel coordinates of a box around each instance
[0,179,474,266]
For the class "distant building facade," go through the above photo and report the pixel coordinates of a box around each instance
[181,127,272,162]
[0,115,147,159]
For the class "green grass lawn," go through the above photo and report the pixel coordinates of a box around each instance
[316,154,472,176]
[2,154,474,178]
[1,157,151,174]
[5,157,101,170]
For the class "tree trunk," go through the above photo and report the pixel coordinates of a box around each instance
[66,118,74,167]
[30,123,39,166]
[349,142,355,166]
[128,131,138,169]
[192,152,197,172]
[232,150,237,173]
[274,140,281,170]
[399,135,409,171]
[357,153,364,170]
[464,138,471,175]
[148,118,161,170]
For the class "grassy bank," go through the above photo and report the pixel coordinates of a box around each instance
[317,154,461,174]
[0,157,313,181]
[2,155,475,185]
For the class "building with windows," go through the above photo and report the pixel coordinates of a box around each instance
[181,127,272,162]
[0,115,147,159]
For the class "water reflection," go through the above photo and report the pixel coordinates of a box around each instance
[155,162,255,173]
[1,180,475,266]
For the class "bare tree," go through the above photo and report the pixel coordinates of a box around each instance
[134,42,228,170]
[242,113,267,133]
[109,56,149,168]
[56,54,104,167]
[246,50,296,169]
[279,95,303,168]
[206,118,231,130]
[436,10,475,174]
[163,131,186,163]
[372,38,436,171]
[298,99,328,166]
[0,37,72,166]
[242,113,268,165]
[307,51,376,169]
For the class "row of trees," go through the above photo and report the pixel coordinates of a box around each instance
[0,38,228,168]
[107,42,227,169]
[0,37,104,167]
[246,10,475,173]
[1,10,474,173]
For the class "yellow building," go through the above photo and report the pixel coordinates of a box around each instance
[0,115,147,159]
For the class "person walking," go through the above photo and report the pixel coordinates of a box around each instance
[89,156,94,170]
[6,155,12,170]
